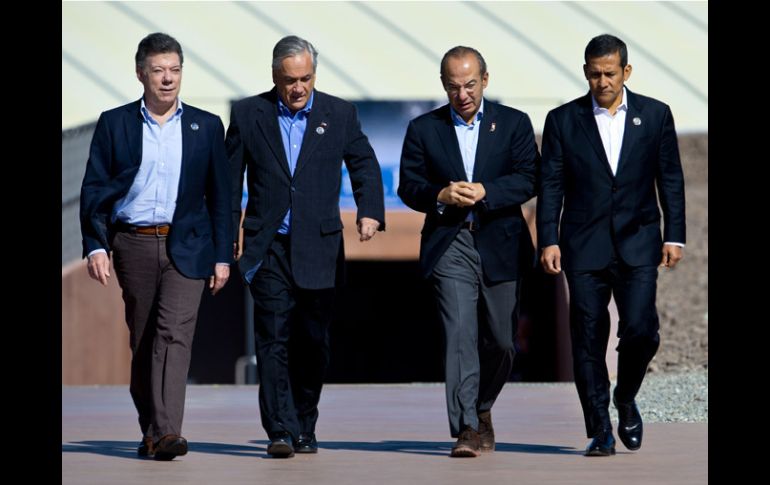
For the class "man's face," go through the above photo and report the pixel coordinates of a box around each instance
[136,52,182,108]
[272,51,316,112]
[583,51,632,109]
[443,54,488,123]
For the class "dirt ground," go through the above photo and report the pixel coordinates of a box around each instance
[650,134,708,373]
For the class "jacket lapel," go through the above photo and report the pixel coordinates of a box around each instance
[434,105,467,182]
[293,91,329,179]
[124,100,144,169]
[472,101,495,181]
[615,89,644,176]
[178,106,197,197]
[576,93,614,179]
[255,90,291,178]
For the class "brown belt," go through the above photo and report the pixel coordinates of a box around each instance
[120,224,171,236]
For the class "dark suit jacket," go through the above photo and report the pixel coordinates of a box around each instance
[398,101,539,282]
[537,90,686,271]
[79,99,233,279]
[226,89,385,290]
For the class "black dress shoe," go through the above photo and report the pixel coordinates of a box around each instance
[137,437,154,457]
[585,429,616,457]
[154,434,188,461]
[614,396,643,451]
[267,432,295,458]
[295,432,318,454]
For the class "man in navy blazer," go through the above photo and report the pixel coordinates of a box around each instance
[537,34,686,456]
[80,33,232,460]
[398,46,538,457]
[226,35,385,457]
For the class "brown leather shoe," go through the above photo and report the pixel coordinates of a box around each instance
[478,411,495,452]
[154,434,188,461]
[137,437,155,457]
[450,426,481,457]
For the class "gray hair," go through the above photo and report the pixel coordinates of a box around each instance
[272,35,318,71]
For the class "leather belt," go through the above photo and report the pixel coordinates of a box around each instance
[461,221,480,232]
[116,223,171,236]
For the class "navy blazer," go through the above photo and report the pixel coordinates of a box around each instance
[398,101,539,283]
[79,100,233,279]
[227,89,385,290]
[537,90,686,271]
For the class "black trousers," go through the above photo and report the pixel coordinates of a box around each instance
[566,255,660,437]
[249,235,335,440]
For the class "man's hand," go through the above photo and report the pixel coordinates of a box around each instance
[209,264,230,295]
[660,244,684,269]
[87,252,111,286]
[357,217,380,242]
[540,245,562,275]
[437,181,485,207]
[233,242,242,261]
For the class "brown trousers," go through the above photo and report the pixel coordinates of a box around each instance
[112,231,205,442]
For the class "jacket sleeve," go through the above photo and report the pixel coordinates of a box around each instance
[537,110,565,248]
[79,112,113,258]
[655,105,686,244]
[343,104,386,229]
[397,120,444,213]
[225,106,246,243]
[207,116,234,264]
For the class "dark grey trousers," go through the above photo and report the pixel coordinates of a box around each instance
[112,231,205,442]
[431,229,519,437]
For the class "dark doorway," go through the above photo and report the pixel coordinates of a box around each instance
[189,261,559,383]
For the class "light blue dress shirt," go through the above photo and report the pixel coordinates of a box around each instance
[113,98,184,225]
[438,99,485,220]
[450,98,484,183]
[276,91,314,234]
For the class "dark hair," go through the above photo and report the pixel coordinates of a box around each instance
[135,32,184,69]
[440,46,487,81]
[584,34,627,67]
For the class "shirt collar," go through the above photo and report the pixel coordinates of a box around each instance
[591,87,627,114]
[140,97,183,123]
[450,98,485,126]
[277,90,314,117]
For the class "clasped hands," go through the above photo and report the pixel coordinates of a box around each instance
[438,181,486,207]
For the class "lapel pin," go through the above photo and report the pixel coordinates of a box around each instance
[633,117,641,126]
[190,122,199,131]
[490,122,496,132]
[316,122,327,135]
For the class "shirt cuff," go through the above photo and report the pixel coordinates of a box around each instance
[87,248,107,259]
[664,242,685,248]
[216,262,230,266]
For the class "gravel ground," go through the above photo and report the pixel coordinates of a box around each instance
[630,369,708,423]
[514,369,708,423]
